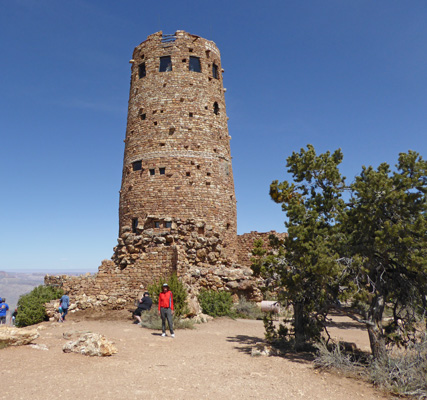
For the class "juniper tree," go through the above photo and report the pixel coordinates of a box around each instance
[264,145,347,349]
[343,151,427,360]
[259,145,427,359]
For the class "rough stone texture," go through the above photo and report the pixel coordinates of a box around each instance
[62,332,117,357]
[237,231,288,267]
[120,30,237,261]
[0,326,39,346]
[44,31,286,311]
[45,220,268,311]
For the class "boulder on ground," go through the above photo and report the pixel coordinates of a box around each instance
[62,332,117,356]
[0,326,39,347]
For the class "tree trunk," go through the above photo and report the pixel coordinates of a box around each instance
[293,302,306,351]
[367,295,387,361]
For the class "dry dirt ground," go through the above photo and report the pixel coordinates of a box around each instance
[1,311,393,400]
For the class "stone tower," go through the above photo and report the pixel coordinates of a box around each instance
[119,31,238,263]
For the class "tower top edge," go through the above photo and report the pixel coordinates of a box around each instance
[135,30,220,56]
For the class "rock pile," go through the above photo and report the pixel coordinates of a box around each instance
[62,332,117,357]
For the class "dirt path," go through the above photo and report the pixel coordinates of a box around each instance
[1,312,391,400]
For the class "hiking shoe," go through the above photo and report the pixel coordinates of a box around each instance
[133,320,139,324]
[161,333,166,337]
[171,334,175,338]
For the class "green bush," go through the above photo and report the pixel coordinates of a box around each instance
[198,289,234,317]
[15,285,63,327]
[148,274,189,317]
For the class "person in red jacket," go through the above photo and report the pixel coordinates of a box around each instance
[158,283,174,337]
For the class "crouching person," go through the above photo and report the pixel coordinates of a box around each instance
[133,292,152,324]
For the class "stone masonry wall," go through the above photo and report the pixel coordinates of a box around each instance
[44,32,285,313]
[45,219,263,313]
[237,231,288,267]
[120,30,237,262]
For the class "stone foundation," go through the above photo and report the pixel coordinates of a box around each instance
[44,221,287,313]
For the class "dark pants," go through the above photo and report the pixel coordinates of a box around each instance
[160,307,174,334]
[61,308,68,321]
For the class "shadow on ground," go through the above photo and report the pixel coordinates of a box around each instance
[226,335,314,364]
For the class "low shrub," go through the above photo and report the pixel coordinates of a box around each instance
[232,296,263,320]
[314,336,427,399]
[314,340,365,375]
[198,289,234,317]
[369,337,427,398]
[139,308,195,330]
[147,274,189,317]
[15,285,63,327]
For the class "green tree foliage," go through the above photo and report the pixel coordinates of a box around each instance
[148,274,189,317]
[16,285,63,327]
[343,151,427,360]
[198,290,234,317]
[256,145,427,359]
[262,145,347,350]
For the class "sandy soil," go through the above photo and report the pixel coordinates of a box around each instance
[1,311,392,400]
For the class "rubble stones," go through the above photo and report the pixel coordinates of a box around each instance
[62,332,117,357]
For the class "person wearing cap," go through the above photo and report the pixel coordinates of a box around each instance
[0,298,9,325]
[132,291,152,324]
[158,283,174,337]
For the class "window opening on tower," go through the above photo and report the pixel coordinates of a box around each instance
[138,63,146,79]
[132,160,142,171]
[214,102,219,115]
[149,169,155,176]
[159,167,166,175]
[212,63,219,79]
[132,218,138,233]
[189,56,201,72]
[165,221,172,228]
[159,56,172,72]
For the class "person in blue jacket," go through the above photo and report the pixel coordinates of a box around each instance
[59,293,70,322]
[0,298,9,325]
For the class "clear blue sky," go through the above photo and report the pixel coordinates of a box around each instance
[1,1,427,272]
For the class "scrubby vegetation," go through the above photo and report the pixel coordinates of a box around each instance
[15,285,63,327]
[138,308,195,330]
[232,296,263,320]
[147,274,189,317]
[198,289,234,317]
[314,337,427,399]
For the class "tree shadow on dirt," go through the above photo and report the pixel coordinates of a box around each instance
[226,335,314,364]
[326,320,366,331]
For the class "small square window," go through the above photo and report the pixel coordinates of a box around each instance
[212,63,219,79]
[159,167,165,175]
[154,221,161,228]
[132,161,142,171]
[138,63,146,79]
[165,221,172,228]
[189,56,201,72]
[159,56,172,72]
[189,112,193,117]
[140,113,146,120]
[149,169,155,176]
